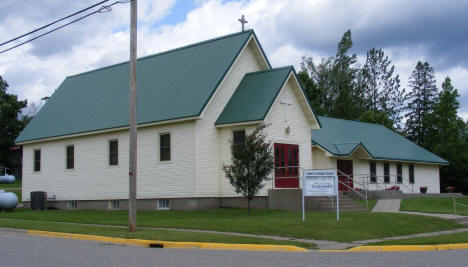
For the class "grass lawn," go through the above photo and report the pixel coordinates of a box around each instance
[355,199,377,211]
[369,231,468,246]
[400,197,468,216]
[0,208,462,242]
[0,219,315,249]
[0,179,21,189]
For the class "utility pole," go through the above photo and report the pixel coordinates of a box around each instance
[128,0,137,232]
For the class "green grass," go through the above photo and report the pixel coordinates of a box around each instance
[400,197,468,216]
[3,189,22,203]
[0,219,315,249]
[0,208,462,242]
[0,179,21,189]
[369,231,468,246]
[355,199,377,211]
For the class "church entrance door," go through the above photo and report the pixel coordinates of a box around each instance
[337,159,353,191]
[274,143,299,188]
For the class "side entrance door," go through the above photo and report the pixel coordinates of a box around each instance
[274,143,299,188]
[337,159,353,191]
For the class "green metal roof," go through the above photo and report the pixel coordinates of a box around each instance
[16,30,266,143]
[312,116,448,164]
[215,66,293,125]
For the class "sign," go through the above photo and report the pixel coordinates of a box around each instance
[303,170,337,196]
[301,169,339,221]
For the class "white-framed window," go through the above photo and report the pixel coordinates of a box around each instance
[159,133,171,161]
[66,145,74,169]
[67,200,77,209]
[157,199,169,210]
[109,200,120,210]
[34,149,41,172]
[109,139,118,166]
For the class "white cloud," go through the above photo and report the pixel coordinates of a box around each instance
[0,0,467,118]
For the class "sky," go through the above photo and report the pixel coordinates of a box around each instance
[0,0,467,119]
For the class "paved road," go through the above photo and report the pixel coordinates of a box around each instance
[1,229,468,267]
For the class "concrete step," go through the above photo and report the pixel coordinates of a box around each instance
[453,217,468,224]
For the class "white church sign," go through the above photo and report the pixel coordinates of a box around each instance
[301,169,340,221]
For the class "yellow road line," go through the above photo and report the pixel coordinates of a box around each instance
[27,230,308,252]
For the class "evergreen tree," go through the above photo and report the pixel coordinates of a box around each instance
[0,75,27,169]
[425,77,468,192]
[404,61,438,145]
[362,48,405,129]
[330,30,359,119]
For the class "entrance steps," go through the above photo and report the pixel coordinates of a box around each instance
[268,189,368,212]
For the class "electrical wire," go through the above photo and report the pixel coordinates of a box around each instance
[0,0,131,55]
[0,0,109,47]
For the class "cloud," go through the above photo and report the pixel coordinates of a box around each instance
[0,0,467,118]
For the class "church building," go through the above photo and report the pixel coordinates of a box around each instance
[16,30,446,210]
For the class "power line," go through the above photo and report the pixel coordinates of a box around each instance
[0,0,130,55]
[0,0,109,47]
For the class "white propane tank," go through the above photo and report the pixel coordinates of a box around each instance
[0,174,16,184]
[0,191,19,211]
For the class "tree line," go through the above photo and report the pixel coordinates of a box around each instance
[299,30,468,193]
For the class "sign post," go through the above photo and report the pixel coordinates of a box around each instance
[302,169,339,221]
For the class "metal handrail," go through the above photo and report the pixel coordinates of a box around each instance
[335,169,368,210]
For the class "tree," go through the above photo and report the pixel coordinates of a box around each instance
[0,75,27,169]
[404,61,438,145]
[425,77,468,192]
[330,30,360,119]
[361,48,405,129]
[222,125,274,216]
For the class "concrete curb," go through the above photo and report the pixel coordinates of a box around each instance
[320,243,468,253]
[27,230,308,252]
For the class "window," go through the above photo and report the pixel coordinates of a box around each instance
[159,133,171,161]
[397,163,403,183]
[232,130,246,151]
[370,161,377,183]
[109,140,118,166]
[66,145,74,169]
[34,149,41,172]
[384,163,390,183]
[409,164,415,184]
[158,199,169,210]
[110,200,120,209]
[67,200,77,209]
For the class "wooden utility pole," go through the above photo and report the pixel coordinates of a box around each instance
[128,0,137,232]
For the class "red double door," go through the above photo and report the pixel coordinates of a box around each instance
[274,143,299,188]
[337,160,353,191]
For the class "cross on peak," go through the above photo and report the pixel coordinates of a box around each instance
[238,15,248,32]
[280,94,292,123]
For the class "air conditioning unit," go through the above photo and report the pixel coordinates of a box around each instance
[30,191,47,210]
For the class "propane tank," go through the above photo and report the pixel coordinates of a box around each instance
[0,191,19,211]
[0,174,16,184]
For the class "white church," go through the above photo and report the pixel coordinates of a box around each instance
[16,30,447,210]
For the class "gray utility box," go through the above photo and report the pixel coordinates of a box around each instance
[30,191,47,210]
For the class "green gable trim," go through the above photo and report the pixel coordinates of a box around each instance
[215,66,293,125]
[312,116,448,165]
[16,30,268,143]
[292,68,322,128]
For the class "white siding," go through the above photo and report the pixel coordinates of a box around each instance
[22,121,196,201]
[194,38,265,197]
[310,148,441,193]
[263,77,314,190]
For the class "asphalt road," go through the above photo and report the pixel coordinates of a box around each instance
[1,229,468,267]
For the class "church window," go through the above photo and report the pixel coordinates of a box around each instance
[109,140,118,166]
[232,130,246,151]
[66,145,74,169]
[160,133,171,161]
[370,161,376,183]
[384,163,390,183]
[409,164,415,184]
[34,149,41,172]
[397,163,403,183]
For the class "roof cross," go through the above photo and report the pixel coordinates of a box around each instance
[280,94,292,123]
[238,15,248,32]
